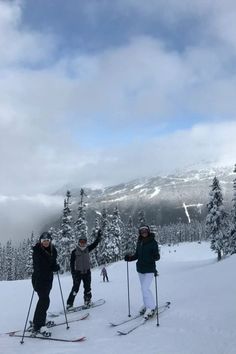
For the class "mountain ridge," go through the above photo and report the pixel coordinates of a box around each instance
[52,166,235,226]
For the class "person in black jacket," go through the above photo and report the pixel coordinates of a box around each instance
[66,229,102,309]
[125,225,160,319]
[31,232,60,334]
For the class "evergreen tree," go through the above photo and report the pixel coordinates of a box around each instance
[138,209,146,227]
[89,216,100,268]
[228,164,236,254]
[58,190,73,272]
[0,243,3,280]
[109,206,123,261]
[74,188,88,244]
[48,226,61,249]
[97,208,111,265]
[5,240,14,280]
[13,247,21,280]
[124,216,137,255]
[206,177,229,261]
[1,246,6,280]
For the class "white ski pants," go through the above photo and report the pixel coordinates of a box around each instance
[138,272,155,310]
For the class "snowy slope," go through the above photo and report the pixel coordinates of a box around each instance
[1,242,236,354]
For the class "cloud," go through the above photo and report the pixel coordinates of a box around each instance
[0,1,55,67]
[0,194,63,244]
[1,1,236,243]
[72,121,236,188]
[0,0,236,197]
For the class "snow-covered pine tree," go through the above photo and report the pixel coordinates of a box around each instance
[0,243,2,280]
[13,245,20,280]
[1,245,6,280]
[206,176,229,261]
[74,188,88,244]
[97,208,112,265]
[48,226,61,249]
[5,240,14,280]
[123,215,137,256]
[11,247,17,280]
[138,209,146,227]
[165,223,177,245]
[58,190,73,272]
[89,216,100,268]
[14,245,26,280]
[228,164,236,254]
[109,206,123,262]
[25,232,35,277]
[15,240,27,279]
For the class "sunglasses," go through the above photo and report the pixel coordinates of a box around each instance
[140,229,148,234]
[79,240,87,243]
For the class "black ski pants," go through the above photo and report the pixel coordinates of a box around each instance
[33,286,51,330]
[103,274,109,282]
[67,270,91,306]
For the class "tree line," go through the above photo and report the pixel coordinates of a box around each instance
[1,165,236,281]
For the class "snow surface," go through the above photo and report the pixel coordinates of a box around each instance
[1,242,236,354]
[149,187,161,199]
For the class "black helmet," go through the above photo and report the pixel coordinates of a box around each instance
[138,225,150,236]
[79,235,87,242]
[39,232,52,242]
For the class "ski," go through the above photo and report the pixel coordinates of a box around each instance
[9,332,86,342]
[117,301,171,335]
[48,298,105,317]
[110,301,171,327]
[117,318,147,335]
[46,312,89,328]
[110,313,141,327]
[6,312,89,336]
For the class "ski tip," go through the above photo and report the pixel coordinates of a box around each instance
[82,313,90,320]
[72,336,86,342]
[8,331,17,336]
[117,331,126,336]
[48,313,59,318]
[109,322,116,327]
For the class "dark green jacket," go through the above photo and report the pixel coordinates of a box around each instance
[129,233,160,273]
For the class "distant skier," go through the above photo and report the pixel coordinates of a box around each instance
[124,225,160,319]
[31,232,60,335]
[101,266,109,282]
[66,230,102,309]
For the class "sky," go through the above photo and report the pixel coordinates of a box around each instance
[1,242,236,354]
[1,0,236,242]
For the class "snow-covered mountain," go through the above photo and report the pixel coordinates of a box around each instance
[54,166,235,225]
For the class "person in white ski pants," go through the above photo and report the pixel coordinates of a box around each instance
[124,225,160,318]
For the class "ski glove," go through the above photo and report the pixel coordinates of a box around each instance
[72,272,77,281]
[32,277,40,291]
[97,229,102,241]
[53,263,60,272]
[124,254,131,261]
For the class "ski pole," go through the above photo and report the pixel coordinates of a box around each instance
[126,261,131,317]
[154,270,159,326]
[57,272,69,329]
[20,289,35,344]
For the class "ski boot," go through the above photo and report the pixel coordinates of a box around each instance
[143,308,155,320]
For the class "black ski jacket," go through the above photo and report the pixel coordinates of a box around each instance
[32,243,59,292]
[128,233,160,273]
